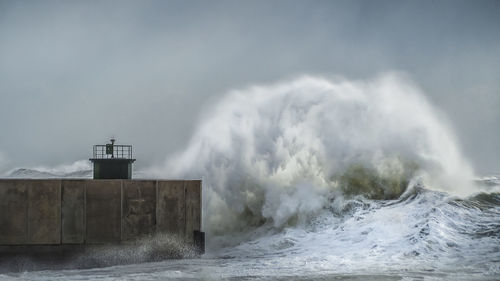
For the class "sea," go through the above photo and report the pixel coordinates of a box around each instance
[1,75,499,280]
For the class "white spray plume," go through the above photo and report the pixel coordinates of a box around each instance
[151,74,476,234]
[5,160,92,178]
[32,160,92,175]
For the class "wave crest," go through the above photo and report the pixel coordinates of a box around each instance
[153,74,475,234]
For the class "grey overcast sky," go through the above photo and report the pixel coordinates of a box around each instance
[0,0,499,174]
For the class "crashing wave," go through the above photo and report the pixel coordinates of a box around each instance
[4,160,93,178]
[149,74,477,234]
[5,168,60,178]
[475,176,500,186]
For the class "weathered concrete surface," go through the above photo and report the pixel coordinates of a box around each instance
[157,180,185,237]
[61,180,85,244]
[0,179,202,250]
[0,180,27,244]
[27,180,61,244]
[185,180,201,243]
[85,180,121,244]
[0,180,61,245]
[122,180,156,241]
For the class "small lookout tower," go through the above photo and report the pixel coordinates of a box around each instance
[89,138,135,179]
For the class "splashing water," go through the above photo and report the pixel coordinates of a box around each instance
[2,74,499,280]
[152,74,476,235]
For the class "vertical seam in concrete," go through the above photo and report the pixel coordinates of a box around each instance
[199,180,203,231]
[25,184,29,244]
[59,180,62,245]
[184,180,187,241]
[120,180,123,243]
[155,180,159,233]
[84,181,87,244]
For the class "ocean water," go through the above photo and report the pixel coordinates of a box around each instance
[1,182,498,280]
[1,75,499,280]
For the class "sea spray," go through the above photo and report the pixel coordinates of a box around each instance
[0,75,498,278]
[152,74,476,234]
[5,160,92,178]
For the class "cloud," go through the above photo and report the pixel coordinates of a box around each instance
[0,1,498,173]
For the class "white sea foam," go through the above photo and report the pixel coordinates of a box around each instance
[150,74,477,235]
[4,160,92,178]
[1,75,498,280]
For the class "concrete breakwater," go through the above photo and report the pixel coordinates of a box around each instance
[0,179,203,257]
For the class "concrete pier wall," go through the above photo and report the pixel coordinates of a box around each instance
[0,179,202,246]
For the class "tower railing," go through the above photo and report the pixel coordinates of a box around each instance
[92,145,133,159]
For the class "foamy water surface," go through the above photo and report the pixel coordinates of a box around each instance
[1,75,499,280]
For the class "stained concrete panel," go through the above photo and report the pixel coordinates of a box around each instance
[86,180,121,244]
[185,180,201,243]
[0,180,28,245]
[0,179,202,248]
[157,180,185,237]
[27,180,61,244]
[62,180,85,244]
[122,180,156,241]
